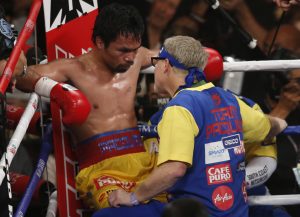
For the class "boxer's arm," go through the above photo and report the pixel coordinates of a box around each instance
[16,58,77,92]
[138,47,159,70]
[126,47,158,87]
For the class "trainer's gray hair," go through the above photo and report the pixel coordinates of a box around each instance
[163,36,208,70]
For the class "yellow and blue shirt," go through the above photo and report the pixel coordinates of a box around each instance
[152,83,271,217]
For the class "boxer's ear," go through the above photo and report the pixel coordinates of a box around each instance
[95,36,104,49]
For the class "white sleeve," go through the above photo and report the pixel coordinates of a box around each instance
[245,156,277,189]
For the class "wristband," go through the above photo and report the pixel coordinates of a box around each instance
[130,192,139,206]
[34,77,58,97]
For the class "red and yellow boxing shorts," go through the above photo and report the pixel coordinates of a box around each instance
[75,128,165,209]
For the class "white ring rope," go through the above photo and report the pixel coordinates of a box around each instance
[248,194,300,206]
[141,59,300,74]
[223,59,300,72]
[46,190,57,217]
[4,153,13,217]
[0,93,39,186]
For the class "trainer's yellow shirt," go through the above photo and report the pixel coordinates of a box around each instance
[244,103,277,162]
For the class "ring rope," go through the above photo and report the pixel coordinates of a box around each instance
[0,93,39,186]
[141,59,300,75]
[248,194,300,206]
[13,124,53,217]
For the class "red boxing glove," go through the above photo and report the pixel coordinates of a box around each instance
[34,77,91,125]
[6,104,41,135]
[10,172,55,204]
[204,47,223,82]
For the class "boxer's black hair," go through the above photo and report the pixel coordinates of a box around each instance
[92,3,144,47]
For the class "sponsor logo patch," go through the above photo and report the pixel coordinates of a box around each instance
[246,165,269,187]
[206,163,233,185]
[233,145,245,155]
[94,175,136,191]
[222,134,241,149]
[212,185,234,211]
[205,141,230,164]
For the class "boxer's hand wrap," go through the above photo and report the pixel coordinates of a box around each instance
[35,77,91,125]
[204,47,223,81]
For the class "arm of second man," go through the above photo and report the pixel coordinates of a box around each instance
[134,161,187,203]
[109,106,195,207]
[109,161,187,207]
[236,97,287,143]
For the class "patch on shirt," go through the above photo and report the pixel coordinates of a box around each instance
[222,134,245,155]
[233,145,245,155]
[93,175,136,191]
[205,141,230,164]
[246,165,269,187]
[206,163,233,185]
[212,185,234,211]
[222,134,241,149]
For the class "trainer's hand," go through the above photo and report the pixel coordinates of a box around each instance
[35,77,91,125]
[109,189,132,208]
